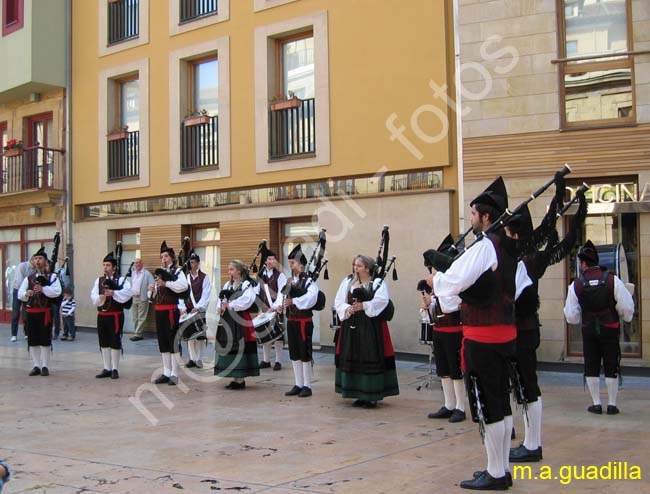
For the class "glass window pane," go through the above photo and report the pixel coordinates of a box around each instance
[564,67,632,123]
[193,59,219,116]
[564,0,628,60]
[0,229,20,242]
[284,221,318,239]
[26,225,56,241]
[1,126,7,149]
[27,241,54,259]
[194,227,220,242]
[121,79,140,131]
[120,232,140,245]
[282,36,314,99]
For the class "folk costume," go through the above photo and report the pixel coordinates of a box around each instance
[257,247,287,370]
[179,252,211,369]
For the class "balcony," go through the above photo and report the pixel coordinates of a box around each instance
[180,115,218,172]
[108,130,139,181]
[179,0,217,24]
[268,98,315,161]
[108,0,139,46]
[0,147,64,195]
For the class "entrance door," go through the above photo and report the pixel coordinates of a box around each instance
[26,112,54,188]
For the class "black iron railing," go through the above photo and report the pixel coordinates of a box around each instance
[180,115,218,171]
[108,0,139,45]
[268,98,315,160]
[108,130,139,181]
[179,0,217,23]
[0,147,64,194]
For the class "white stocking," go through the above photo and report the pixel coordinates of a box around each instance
[523,400,541,450]
[171,352,180,377]
[262,342,271,363]
[303,361,313,389]
[162,352,172,377]
[441,377,454,410]
[111,349,120,371]
[453,378,465,412]
[606,377,618,406]
[292,361,304,387]
[502,415,513,474]
[40,346,50,369]
[29,346,40,368]
[586,376,601,406]
[484,420,505,479]
[101,347,111,370]
[274,340,283,364]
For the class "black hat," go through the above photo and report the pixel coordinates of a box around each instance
[470,176,508,214]
[259,241,277,266]
[103,251,117,266]
[577,239,599,265]
[160,240,175,258]
[33,246,48,260]
[189,251,200,263]
[288,244,308,266]
[506,204,533,237]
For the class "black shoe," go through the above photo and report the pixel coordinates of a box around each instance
[461,470,508,490]
[509,444,542,462]
[298,387,312,397]
[285,385,302,396]
[41,367,49,377]
[154,375,170,384]
[29,367,41,376]
[168,376,178,386]
[352,399,366,407]
[186,360,196,368]
[273,362,282,371]
[473,471,512,488]
[449,409,466,423]
[195,360,203,368]
[60,336,68,341]
[588,404,603,415]
[260,361,271,369]
[428,406,453,419]
[363,401,378,409]
[226,380,245,390]
[607,405,620,415]
[111,369,119,379]
[130,336,143,342]
[96,369,112,379]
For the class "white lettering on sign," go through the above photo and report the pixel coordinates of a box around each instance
[566,183,650,204]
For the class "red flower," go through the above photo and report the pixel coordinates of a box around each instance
[3,139,23,151]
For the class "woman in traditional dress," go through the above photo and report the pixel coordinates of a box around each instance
[334,255,399,408]
[214,260,260,389]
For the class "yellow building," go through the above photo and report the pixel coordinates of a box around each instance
[71,0,460,351]
[0,0,68,323]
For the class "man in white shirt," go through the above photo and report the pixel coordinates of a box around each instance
[10,257,34,341]
[257,248,287,370]
[129,258,154,341]
[179,252,211,368]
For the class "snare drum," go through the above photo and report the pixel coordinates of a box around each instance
[180,311,207,341]
[253,311,284,344]
[419,321,434,344]
[329,305,340,331]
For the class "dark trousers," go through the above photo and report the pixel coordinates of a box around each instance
[51,302,61,337]
[62,315,76,339]
[10,289,23,337]
[582,324,620,378]
[97,313,124,350]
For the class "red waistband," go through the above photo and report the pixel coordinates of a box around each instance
[288,317,312,342]
[98,311,123,316]
[27,308,49,313]
[155,305,178,311]
[434,325,463,333]
[463,324,516,343]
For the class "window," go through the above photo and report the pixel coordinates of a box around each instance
[2,0,24,37]
[277,32,314,100]
[179,0,217,23]
[115,229,141,275]
[0,122,7,155]
[107,0,139,45]
[191,225,220,325]
[558,0,635,127]
[108,75,140,181]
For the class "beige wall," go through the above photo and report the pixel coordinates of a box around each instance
[72,191,452,353]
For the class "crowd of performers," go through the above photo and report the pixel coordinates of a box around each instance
[15,166,636,491]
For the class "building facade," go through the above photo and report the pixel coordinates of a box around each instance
[71,0,460,352]
[458,0,650,366]
[0,0,68,322]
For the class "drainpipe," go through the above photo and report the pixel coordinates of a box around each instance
[452,0,465,233]
[64,0,74,288]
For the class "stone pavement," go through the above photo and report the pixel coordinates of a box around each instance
[1,328,649,494]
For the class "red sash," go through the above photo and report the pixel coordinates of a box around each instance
[27,307,52,327]
[288,317,312,342]
[434,325,463,333]
[156,304,178,328]
[99,311,122,334]
[461,324,516,372]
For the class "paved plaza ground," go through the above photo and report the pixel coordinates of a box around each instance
[1,326,649,494]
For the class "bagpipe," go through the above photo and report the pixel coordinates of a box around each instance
[281,229,329,311]
[27,232,61,307]
[101,241,134,310]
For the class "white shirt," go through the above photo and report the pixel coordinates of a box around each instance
[515,260,534,301]
[18,272,62,301]
[563,273,634,325]
[289,274,319,310]
[334,277,389,321]
[90,276,132,306]
[178,270,212,313]
[216,279,256,312]
[12,261,33,291]
[131,269,144,296]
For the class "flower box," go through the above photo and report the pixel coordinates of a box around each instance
[270,97,301,111]
[107,130,129,141]
[3,148,23,157]
[183,115,211,127]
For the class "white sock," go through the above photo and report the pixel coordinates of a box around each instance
[274,340,283,364]
[29,346,40,368]
[536,397,543,447]
[262,342,271,363]
[292,360,304,387]
[502,415,513,474]
[187,341,195,362]
[303,361,313,388]
[441,377,454,410]
[40,346,50,368]
[111,349,120,371]
[162,352,172,376]
[101,347,111,370]
[171,353,180,377]
[606,377,618,407]
[195,341,202,363]
[484,421,505,479]
[586,376,601,406]
[453,379,465,412]
[523,400,541,450]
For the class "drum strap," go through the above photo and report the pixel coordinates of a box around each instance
[186,273,199,309]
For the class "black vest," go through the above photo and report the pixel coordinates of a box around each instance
[185,271,206,311]
[574,267,618,328]
[98,275,124,312]
[515,257,540,331]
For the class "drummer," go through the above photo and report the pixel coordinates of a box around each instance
[257,246,287,370]
[179,252,211,369]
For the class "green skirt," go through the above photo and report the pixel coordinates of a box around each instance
[335,368,400,402]
[214,341,260,378]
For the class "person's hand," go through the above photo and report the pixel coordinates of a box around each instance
[284,298,293,308]
[33,284,42,294]
[191,308,198,314]
[98,295,106,305]
[217,306,225,316]
[345,306,354,319]
[221,302,229,311]
[425,273,434,288]
[352,301,363,312]
[423,293,432,308]
[148,283,154,291]
[104,289,113,297]
[26,289,34,297]
[155,278,166,288]
[180,310,187,317]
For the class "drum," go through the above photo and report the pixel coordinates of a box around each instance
[419,321,434,345]
[180,311,207,341]
[329,305,340,331]
[253,311,284,344]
